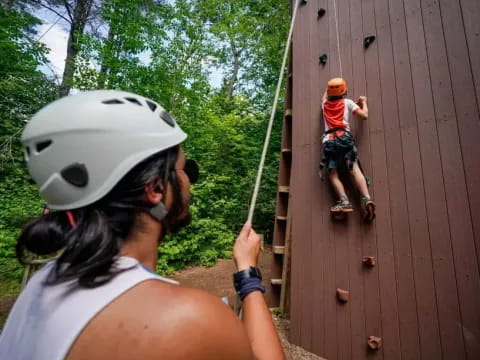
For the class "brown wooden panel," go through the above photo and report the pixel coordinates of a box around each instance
[422,0,480,358]
[346,1,370,359]
[402,0,466,358]
[436,0,480,357]
[310,0,330,356]
[460,0,480,114]
[349,0,384,359]
[290,0,310,347]
[335,0,363,358]
[284,0,480,358]
[388,0,443,358]
[362,0,402,359]
[374,1,423,359]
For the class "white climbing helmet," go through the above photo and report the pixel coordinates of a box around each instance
[21,90,187,210]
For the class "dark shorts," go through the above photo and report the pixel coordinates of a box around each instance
[323,133,357,170]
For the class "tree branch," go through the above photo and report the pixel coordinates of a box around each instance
[32,1,72,23]
[62,0,73,21]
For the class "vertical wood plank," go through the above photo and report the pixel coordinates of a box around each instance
[436,0,480,357]
[311,0,330,356]
[402,0,466,358]
[350,0,384,359]
[459,0,480,114]
[422,0,480,358]
[290,0,307,345]
[362,0,402,359]
[388,0,443,358]
[374,0,423,359]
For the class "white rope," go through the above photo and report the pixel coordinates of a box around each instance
[247,0,301,223]
[332,0,343,77]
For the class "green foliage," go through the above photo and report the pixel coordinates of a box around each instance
[0,7,57,284]
[0,0,290,284]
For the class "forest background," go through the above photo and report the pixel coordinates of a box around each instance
[0,0,289,292]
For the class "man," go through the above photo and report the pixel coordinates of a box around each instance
[322,78,376,221]
[0,90,285,359]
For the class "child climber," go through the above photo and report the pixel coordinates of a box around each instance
[321,77,376,221]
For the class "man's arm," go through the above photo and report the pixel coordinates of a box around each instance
[234,222,286,360]
[148,222,285,360]
[355,96,369,119]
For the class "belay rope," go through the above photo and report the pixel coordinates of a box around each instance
[247,0,301,222]
[248,0,346,221]
[332,0,343,78]
[236,0,301,317]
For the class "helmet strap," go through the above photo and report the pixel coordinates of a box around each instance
[149,202,168,222]
[66,210,77,228]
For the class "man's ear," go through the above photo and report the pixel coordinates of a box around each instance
[145,180,164,205]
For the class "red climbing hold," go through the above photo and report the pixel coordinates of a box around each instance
[367,336,382,350]
[336,288,349,303]
[362,256,376,267]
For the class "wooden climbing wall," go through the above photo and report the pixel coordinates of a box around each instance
[282,0,480,359]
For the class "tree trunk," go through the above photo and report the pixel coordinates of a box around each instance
[97,26,114,89]
[225,36,239,98]
[58,0,93,98]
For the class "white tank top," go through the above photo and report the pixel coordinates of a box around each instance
[0,257,177,360]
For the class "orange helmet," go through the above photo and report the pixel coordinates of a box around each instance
[327,78,347,97]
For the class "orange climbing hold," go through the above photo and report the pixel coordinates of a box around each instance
[336,288,349,303]
[362,256,376,267]
[367,336,382,350]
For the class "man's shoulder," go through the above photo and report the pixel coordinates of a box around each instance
[132,281,253,359]
[69,280,253,359]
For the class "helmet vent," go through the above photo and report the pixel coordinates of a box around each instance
[102,99,124,104]
[36,140,52,153]
[125,97,142,106]
[61,163,89,187]
[146,100,157,112]
[160,110,175,128]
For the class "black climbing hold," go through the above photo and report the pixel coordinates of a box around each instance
[364,35,376,49]
[318,8,326,18]
[302,0,308,4]
[319,54,328,66]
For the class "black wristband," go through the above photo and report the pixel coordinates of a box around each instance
[237,277,266,301]
[233,266,262,291]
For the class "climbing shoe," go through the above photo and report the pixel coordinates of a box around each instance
[331,200,353,213]
[362,196,376,222]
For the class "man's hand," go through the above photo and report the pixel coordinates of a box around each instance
[233,221,261,271]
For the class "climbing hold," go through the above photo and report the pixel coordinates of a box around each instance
[365,175,371,186]
[362,256,376,267]
[336,288,349,303]
[317,8,326,18]
[364,35,376,49]
[367,336,382,350]
[319,54,328,66]
[302,0,308,4]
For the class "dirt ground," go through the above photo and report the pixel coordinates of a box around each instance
[0,248,324,360]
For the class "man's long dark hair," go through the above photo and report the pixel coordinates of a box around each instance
[16,146,184,288]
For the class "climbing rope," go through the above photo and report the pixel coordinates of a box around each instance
[332,0,343,78]
[247,0,301,223]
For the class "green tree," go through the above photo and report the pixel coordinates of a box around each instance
[0,7,57,285]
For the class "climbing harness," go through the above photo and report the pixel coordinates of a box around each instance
[247,0,301,222]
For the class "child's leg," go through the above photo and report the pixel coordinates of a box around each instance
[350,162,369,197]
[350,162,376,220]
[329,168,347,199]
[329,169,353,212]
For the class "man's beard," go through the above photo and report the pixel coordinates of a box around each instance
[167,211,192,234]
